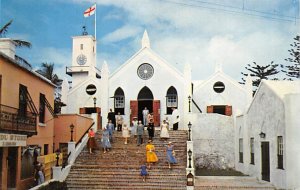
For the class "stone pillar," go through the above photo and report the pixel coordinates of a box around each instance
[52,166,62,180]
[100,61,109,126]
[68,142,76,163]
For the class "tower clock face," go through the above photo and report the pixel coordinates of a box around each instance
[77,54,87,65]
[137,63,154,80]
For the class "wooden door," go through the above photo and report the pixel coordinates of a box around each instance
[207,105,213,113]
[130,100,138,124]
[261,142,270,182]
[225,105,232,116]
[152,100,160,127]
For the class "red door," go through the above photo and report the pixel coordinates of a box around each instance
[207,105,213,113]
[225,105,232,116]
[152,100,160,126]
[130,100,138,125]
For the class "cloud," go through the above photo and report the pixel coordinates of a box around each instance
[101,25,143,43]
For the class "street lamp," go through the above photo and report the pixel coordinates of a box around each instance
[93,97,97,108]
[188,122,192,141]
[188,95,191,113]
[188,149,192,168]
[70,124,75,142]
[55,149,60,167]
[259,132,266,138]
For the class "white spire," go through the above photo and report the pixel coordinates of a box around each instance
[142,30,150,48]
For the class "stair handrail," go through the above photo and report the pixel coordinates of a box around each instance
[75,122,95,147]
[192,98,202,113]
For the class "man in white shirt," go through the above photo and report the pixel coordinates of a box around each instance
[171,107,180,130]
[142,107,149,126]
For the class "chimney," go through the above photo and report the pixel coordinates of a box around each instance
[0,38,16,59]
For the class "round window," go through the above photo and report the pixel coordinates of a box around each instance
[213,81,225,93]
[137,63,154,80]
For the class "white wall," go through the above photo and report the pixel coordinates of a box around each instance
[285,94,300,190]
[191,113,235,169]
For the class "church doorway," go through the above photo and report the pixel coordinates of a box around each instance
[137,86,153,123]
[130,86,160,126]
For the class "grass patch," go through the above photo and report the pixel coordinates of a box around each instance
[196,168,247,176]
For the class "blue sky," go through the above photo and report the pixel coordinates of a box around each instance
[0,0,299,81]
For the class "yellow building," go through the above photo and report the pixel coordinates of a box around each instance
[0,39,56,190]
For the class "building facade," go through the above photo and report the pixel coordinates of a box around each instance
[0,39,56,190]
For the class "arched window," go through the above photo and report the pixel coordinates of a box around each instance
[166,86,177,114]
[114,87,125,115]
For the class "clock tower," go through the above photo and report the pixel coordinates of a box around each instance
[66,34,101,86]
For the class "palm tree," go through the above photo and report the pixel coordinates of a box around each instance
[36,62,61,85]
[0,19,32,68]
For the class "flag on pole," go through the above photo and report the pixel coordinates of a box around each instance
[84,4,96,17]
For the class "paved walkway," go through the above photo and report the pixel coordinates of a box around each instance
[195,176,275,190]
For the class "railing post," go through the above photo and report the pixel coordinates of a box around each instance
[68,141,76,164]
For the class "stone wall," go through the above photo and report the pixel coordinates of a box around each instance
[191,113,234,170]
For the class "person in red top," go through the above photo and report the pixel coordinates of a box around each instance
[87,128,97,154]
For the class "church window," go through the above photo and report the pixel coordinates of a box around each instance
[137,63,154,80]
[166,86,177,114]
[213,81,225,93]
[250,138,254,164]
[239,138,243,163]
[80,44,83,50]
[114,87,125,115]
[277,136,284,169]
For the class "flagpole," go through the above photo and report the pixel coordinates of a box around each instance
[94,3,97,41]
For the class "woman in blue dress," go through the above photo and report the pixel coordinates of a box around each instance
[101,127,112,153]
[166,142,177,169]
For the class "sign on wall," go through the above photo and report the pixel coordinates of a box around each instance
[86,84,97,95]
[0,133,27,147]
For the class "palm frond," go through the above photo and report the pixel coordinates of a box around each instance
[0,20,13,37]
[13,39,32,48]
[15,55,32,69]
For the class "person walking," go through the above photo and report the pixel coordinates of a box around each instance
[166,142,177,169]
[131,117,138,138]
[160,120,169,140]
[37,166,45,185]
[171,107,180,130]
[106,120,114,143]
[101,127,111,153]
[137,120,144,146]
[140,162,148,182]
[142,107,149,126]
[146,140,158,169]
[107,108,116,129]
[147,119,155,141]
[122,123,130,144]
[87,128,97,154]
[116,112,124,131]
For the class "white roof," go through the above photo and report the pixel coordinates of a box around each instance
[263,80,300,100]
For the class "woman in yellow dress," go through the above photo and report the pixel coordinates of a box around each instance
[146,140,158,169]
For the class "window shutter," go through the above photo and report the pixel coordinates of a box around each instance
[207,106,213,113]
[225,105,232,116]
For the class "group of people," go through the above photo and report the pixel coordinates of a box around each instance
[140,140,177,182]
[87,107,180,182]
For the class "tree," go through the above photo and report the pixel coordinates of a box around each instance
[36,62,61,85]
[36,63,64,114]
[240,61,280,93]
[282,35,300,79]
[0,20,32,68]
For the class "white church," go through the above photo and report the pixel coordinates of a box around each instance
[60,31,300,190]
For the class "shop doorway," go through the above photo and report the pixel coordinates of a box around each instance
[7,147,17,188]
